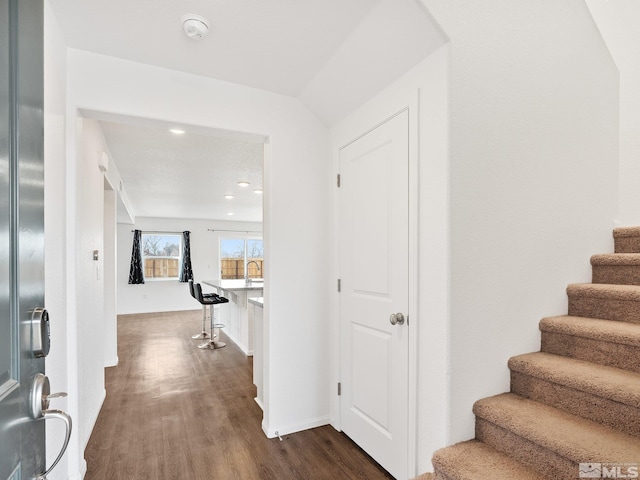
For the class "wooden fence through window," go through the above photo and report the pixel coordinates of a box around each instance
[143,257,263,280]
[144,257,179,279]
[221,259,263,279]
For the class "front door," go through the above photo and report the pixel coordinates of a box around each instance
[0,0,47,478]
[339,110,410,479]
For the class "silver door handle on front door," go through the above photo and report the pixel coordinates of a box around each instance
[36,409,72,480]
[389,312,405,325]
[30,373,73,480]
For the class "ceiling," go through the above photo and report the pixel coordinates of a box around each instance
[51,0,444,223]
[50,0,382,97]
[96,115,266,223]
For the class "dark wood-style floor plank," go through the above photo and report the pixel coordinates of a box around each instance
[84,310,395,480]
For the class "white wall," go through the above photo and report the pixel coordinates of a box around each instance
[66,49,332,443]
[415,45,450,473]
[585,0,640,226]
[74,117,107,461]
[103,186,117,367]
[45,102,123,479]
[117,217,261,315]
[421,0,619,446]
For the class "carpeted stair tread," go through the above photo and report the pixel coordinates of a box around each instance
[614,226,640,238]
[431,440,548,480]
[567,284,640,323]
[591,254,640,285]
[540,315,640,372]
[509,352,640,407]
[414,473,433,480]
[591,253,640,265]
[567,283,640,300]
[540,315,640,348]
[614,227,640,253]
[509,352,640,436]
[473,393,640,462]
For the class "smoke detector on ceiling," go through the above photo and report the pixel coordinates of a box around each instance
[182,14,210,40]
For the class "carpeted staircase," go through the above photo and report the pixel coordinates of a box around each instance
[419,227,640,480]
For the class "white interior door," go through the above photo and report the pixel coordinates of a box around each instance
[339,110,409,480]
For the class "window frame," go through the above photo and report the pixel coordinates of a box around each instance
[141,231,183,282]
[219,235,263,280]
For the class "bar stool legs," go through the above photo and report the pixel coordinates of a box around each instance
[191,305,211,339]
[189,279,211,340]
[198,304,226,350]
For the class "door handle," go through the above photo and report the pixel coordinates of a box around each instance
[30,373,73,480]
[36,409,72,480]
[389,312,405,326]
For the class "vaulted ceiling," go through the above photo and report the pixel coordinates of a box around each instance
[50,0,444,222]
[52,0,381,97]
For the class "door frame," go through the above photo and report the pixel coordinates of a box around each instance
[330,93,420,478]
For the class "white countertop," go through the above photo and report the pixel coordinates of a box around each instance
[203,279,264,292]
[248,297,264,307]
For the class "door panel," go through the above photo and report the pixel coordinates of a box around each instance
[339,110,409,480]
[351,324,391,433]
[0,0,46,478]
[351,144,390,296]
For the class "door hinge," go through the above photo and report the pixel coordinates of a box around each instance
[337,279,341,292]
[338,382,341,396]
[337,173,341,188]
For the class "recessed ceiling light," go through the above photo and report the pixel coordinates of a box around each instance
[224,194,235,199]
[237,181,250,187]
[227,212,235,216]
[169,129,185,135]
[254,189,263,194]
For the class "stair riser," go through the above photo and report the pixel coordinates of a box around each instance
[615,237,640,254]
[541,331,640,373]
[511,371,640,438]
[592,265,640,286]
[414,473,435,480]
[568,296,640,324]
[432,470,447,480]
[475,419,575,479]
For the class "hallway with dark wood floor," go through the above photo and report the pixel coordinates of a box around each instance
[84,310,394,480]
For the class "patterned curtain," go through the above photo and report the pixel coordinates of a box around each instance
[179,231,193,283]
[128,229,145,284]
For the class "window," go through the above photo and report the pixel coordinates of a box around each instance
[142,233,182,280]
[220,237,263,279]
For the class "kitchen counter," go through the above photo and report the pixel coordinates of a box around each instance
[248,297,264,307]
[203,280,263,356]
[204,279,264,293]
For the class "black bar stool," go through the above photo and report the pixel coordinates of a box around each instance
[189,279,216,340]
[194,282,229,349]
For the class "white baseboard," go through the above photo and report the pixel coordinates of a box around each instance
[105,355,119,367]
[69,458,87,480]
[82,388,106,451]
[221,329,252,356]
[262,415,330,439]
